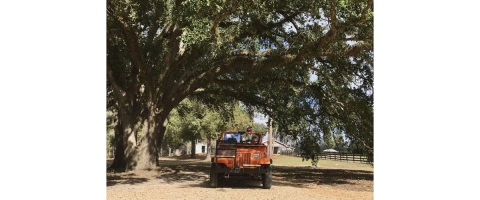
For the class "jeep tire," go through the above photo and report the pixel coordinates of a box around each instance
[210,163,218,188]
[262,165,272,189]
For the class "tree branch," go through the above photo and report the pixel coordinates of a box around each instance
[107,2,154,98]
[360,0,373,22]
[107,62,127,113]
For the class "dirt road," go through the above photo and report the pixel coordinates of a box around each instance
[107,157,373,200]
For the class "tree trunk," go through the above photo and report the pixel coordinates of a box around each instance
[109,95,173,171]
[134,107,158,170]
[109,122,126,171]
[133,107,170,170]
[156,115,168,157]
[108,108,141,171]
[134,134,158,170]
[368,151,374,164]
[204,137,212,161]
[190,139,196,158]
[124,122,138,166]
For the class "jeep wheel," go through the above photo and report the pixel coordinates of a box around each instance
[210,163,218,188]
[262,165,272,189]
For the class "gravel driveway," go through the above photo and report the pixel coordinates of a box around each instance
[107,157,373,200]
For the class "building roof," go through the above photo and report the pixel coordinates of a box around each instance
[261,134,295,150]
[322,149,338,153]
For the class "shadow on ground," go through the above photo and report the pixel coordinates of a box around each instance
[157,163,372,190]
[154,163,211,183]
[272,166,373,189]
[107,173,149,186]
[107,157,373,190]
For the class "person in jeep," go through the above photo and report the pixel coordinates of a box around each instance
[252,135,259,144]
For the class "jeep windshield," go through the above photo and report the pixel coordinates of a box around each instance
[223,132,262,144]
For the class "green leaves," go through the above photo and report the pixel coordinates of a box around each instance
[165,98,252,145]
[107,0,373,165]
[297,123,322,167]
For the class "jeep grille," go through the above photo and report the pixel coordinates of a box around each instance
[238,153,251,167]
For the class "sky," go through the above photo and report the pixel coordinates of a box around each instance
[254,115,269,125]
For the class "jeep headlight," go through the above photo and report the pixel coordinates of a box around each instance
[253,153,260,159]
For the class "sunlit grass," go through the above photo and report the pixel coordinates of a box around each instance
[271,155,373,171]
[107,154,374,172]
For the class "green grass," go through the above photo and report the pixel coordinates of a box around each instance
[107,154,373,172]
[271,155,373,171]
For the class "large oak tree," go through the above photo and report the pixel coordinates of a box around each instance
[107,0,373,170]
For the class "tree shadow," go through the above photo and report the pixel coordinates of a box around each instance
[107,174,149,187]
[153,163,267,189]
[181,176,265,189]
[272,166,373,189]
[154,163,211,184]
[162,164,372,190]
[214,177,265,189]
[160,154,208,161]
[202,165,372,189]
[106,160,373,191]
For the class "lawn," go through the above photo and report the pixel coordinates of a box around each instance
[107,154,374,172]
[271,154,374,172]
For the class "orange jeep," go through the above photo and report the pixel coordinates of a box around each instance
[210,130,272,189]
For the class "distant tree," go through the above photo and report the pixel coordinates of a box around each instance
[322,126,335,149]
[176,99,205,158]
[107,111,116,158]
[201,111,225,161]
[169,99,251,159]
[333,130,347,152]
[227,103,252,131]
[252,123,267,134]
[162,109,185,156]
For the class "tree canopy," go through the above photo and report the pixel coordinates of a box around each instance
[107,0,373,170]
